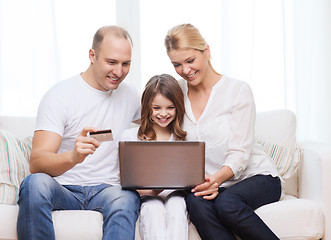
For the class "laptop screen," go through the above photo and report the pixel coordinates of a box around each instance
[119,141,205,189]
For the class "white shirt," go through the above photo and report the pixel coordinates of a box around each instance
[36,74,140,186]
[178,76,279,188]
[120,127,174,141]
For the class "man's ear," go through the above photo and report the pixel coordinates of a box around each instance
[89,49,96,63]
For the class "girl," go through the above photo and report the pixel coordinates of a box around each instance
[120,74,188,240]
[164,23,282,240]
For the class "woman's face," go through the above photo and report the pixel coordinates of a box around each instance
[167,48,210,86]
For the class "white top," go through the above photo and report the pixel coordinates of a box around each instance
[120,127,174,141]
[36,74,140,186]
[178,76,279,188]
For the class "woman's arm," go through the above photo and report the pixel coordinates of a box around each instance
[192,82,256,200]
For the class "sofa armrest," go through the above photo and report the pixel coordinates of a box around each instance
[298,141,331,240]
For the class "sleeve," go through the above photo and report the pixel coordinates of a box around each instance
[128,84,141,122]
[35,87,67,137]
[222,83,256,179]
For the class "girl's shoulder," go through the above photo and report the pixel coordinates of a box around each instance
[120,127,139,141]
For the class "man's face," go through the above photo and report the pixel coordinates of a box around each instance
[90,35,132,91]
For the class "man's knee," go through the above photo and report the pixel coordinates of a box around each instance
[19,173,58,205]
[102,186,140,210]
[20,173,55,194]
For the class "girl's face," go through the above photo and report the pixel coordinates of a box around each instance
[167,47,210,86]
[151,93,176,128]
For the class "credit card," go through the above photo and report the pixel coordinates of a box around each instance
[89,129,113,142]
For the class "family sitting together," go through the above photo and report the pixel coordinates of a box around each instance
[17,24,282,240]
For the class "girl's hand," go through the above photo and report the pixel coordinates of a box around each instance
[192,176,219,200]
[138,189,162,196]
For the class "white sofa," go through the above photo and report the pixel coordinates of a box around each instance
[0,110,329,240]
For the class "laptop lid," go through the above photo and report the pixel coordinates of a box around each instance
[119,141,205,189]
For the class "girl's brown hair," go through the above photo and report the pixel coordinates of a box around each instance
[138,74,186,141]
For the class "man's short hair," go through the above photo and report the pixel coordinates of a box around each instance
[92,25,133,57]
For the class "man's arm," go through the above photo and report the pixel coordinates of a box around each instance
[29,127,100,177]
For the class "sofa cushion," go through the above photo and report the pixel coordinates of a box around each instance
[52,210,103,240]
[0,130,32,205]
[0,204,19,239]
[255,110,300,196]
[0,205,104,240]
[255,196,324,239]
[258,140,302,179]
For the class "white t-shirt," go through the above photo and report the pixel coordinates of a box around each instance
[178,76,280,188]
[120,127,174,141]
[36,74,140,186]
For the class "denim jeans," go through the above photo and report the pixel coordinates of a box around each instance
[186,174,281,240]
[17,173,140,240]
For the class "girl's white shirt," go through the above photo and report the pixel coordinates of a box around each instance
[120,127,174,142]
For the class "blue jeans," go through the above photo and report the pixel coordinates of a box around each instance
[186,174,281,240]
[17,173,140,240]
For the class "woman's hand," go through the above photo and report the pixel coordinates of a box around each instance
[192,176,219,200]
[191,166,234,200]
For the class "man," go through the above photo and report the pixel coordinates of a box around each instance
[17,26,140,240]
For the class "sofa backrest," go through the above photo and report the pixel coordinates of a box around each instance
[0,109,298,144]
[0,116,36,139]
[255,109,297,148]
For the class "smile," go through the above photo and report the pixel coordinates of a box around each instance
[187,71,197,79]
[157,117,171,123]
[107,76,119,81]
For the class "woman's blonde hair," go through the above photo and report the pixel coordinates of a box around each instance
[165,23,219,75]
[138,74,186,141]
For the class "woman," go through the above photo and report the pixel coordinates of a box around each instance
[164,23,282,240]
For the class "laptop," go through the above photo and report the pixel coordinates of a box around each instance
[119,141,205,189]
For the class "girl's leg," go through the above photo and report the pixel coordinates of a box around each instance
[165,195,188,240]
[139,197,166,240]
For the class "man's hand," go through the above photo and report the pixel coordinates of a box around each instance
[72,127,100,164]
